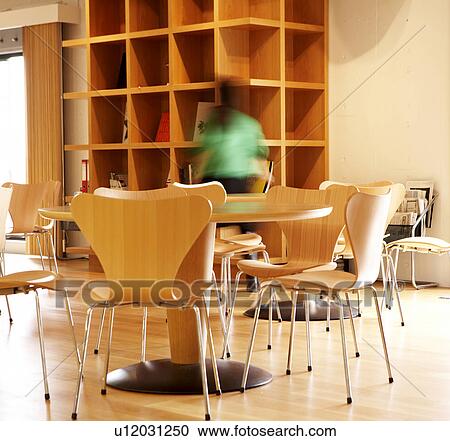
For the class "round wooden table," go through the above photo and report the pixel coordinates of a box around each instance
[39,198,332,395]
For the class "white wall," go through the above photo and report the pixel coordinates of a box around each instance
[329,0,450,286]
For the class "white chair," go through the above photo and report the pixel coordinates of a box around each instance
[320,181,406,326]
[240,191,394,405]
[386,194,444,290]
[0,186,57,400]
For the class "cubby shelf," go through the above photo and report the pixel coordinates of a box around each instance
[64,144,89,152]
[129,0,168,32]
[218,0,280,21]
[63,0,328,256]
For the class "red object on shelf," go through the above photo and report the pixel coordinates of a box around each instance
[81,159,89,193]
[155,112,170,142]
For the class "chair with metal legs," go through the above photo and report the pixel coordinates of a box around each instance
[223,184,358,359]
[0,186,58,400]
[241,191,394,404]
[1,181,50,323]
[171,182,281,356]
[321,181,406,330]
[70,192,219,420]
[91,186,187,358]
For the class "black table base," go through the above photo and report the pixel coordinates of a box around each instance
[107,359,272,394]
[244,300,359,322]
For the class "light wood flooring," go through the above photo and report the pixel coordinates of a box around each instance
[1,254,450,421]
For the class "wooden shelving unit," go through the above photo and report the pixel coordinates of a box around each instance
[63,0,328,259]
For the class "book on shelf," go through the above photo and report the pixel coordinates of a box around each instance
[250,160,274,193]
[80,159,88,193]
[179,163,193,185]
[193,102,215,142]
[122,107,128,143]
[109,173,128,190]
[155,112,170,142]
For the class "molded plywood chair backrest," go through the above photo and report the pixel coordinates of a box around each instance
[346,191,391,287]
[93,186,186,200]
[0,187,13,250]
[2,182,48,233]
[319,180,393,190]
[320,181,405,255]
[71,194,213,289]
[171,182,227,207]
[266,185,358,265]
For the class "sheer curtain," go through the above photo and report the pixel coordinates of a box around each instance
[0,55,26,185]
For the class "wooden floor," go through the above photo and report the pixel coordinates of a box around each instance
[1,254,450,421]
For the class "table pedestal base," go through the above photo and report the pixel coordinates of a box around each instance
[107,359,272,394]
[244,300,359,322]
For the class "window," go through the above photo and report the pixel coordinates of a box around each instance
[0,54,26,185]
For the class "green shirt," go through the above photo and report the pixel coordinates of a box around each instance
[199,109,268,179]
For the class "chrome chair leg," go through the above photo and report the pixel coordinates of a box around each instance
[286,290,298,375]
[94,308,106,355]
[48,231,59,273]
[267,287,273,350]
[5,295,13,324]
[262,250,282,323]
[326,299,331,332]
[204,306,221,396]
[212,271,227,339]
[387,253,405,326]
[140,307,148,362]
[36,234,45,270]
[371,286,394,383]
[220,257,228,312]
[221,270,241,359]
[305,293,312,371]
[72,308,93,420]
[193,305,211,421]
[356,289,362,317]
[337,293,352,404]
[101,308,115,395]
[345,292,360,357]
[380,254,388,310]
[35,290,50,400]
[64,290,81,365]
[241,285,266,392]
[227,256,232,309]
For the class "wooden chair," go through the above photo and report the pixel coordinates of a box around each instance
[0,186,57,400]
[171,181,274,357]
[1,181,51,323]
[226,185,358,358]
[70,193,218,420]
[320,181,406,326]
[241,191,394,405]
[2,182,61,272]
[34,180,62,273]
[92,186,187,358]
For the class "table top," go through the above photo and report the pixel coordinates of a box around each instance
[39,195,332,224]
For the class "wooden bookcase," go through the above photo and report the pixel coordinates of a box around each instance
[63,0,328,260]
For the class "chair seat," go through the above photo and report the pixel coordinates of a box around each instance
[214,238,265,257]
[277,270,357,292]
[225,233,262,247]
[237,259,337,278]
[387,236,450,254]
[0,270,57,292]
